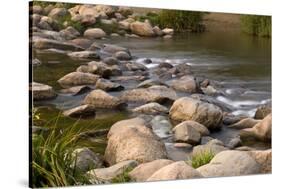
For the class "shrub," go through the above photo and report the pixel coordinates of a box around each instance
[189,150,215,168]
[240,15,271,37]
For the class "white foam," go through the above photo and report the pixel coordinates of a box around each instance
[216,96,260,108]
[232,108,256,117]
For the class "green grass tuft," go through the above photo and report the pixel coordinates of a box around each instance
[111,167,133,183]
[189,150,215,168]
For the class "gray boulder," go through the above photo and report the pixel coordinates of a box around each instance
[58,72,100,88]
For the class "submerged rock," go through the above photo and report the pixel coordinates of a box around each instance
[32,82,56,100]
[95,78,124,91]
[129,159,174,182]
[147,161,202,181]
[67,51,100,60]
[133,102,169,115]
[63,104,96,118]
[33,38,84,51]
[169,97,223,130]
[58,72,100,88]
[83,89,127,109]
[197,150,261,177]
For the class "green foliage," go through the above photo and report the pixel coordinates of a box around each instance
[111,167,133,183]
[189,150,215,168]
[93,21,120,34]
[33,1,77,9]
[56,14,85,33]
[240,15,271,37]
[157,10,205,32]
[32,116,91,187]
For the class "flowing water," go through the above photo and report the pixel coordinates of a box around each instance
[33,30,271,160]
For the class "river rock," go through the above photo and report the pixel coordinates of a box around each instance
[162,28,174,35]
[68,38,92,49]
[33,38,84,51]
[193,139,228,156]
[102,57,119,65]
[112,75,148,82]
[94,4,114,16]
[169,97,223,130]
[130,21,155,37]
[174,121,210,136]
[114,51,131,60]
[84,28,106,39]
[172,122,201,144]
[163,35,172,39]
[137,79,166,88]
[174,63,193,75]
[105,118,167,165]
[95,78,124,91]
[118,20,130,30]
[102,44,130,54]
[118,6,133,17]
[67,51,100,60]
[59,26,80,40]
[201,85,219,96]
[88,160,138,183]
[60,85,91,95]
[228,118,260,129]
[125,62,148,71]
[121,85,177,104]
[58,72,100,88]
[254,105,272,119]
[200,136,215,145]
[32,82,56,100]
[153,26,164,36]
[227,137,242,149]
[32,5,43,14]
[171,75,198,93]
[31,14,42,26]
[147,161,202,181]
[247,149,272,173]
[241,114,272,141]
[83,89,127,109]
[197,150,261,177]
[129,159,174,182]
[133,102,169,115]
[63,104,96,118]
[158,62,173,69]
[72,147,103,173]
[48,8,69,19]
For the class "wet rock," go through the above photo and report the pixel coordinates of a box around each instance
[95,78,124,91]
[105,118,167,165]
[111,75,148,82]
[32,82,56,100]
[254,105,272,119]
[228,118,260,129]
[59,85,91,95]
[68,38,92,49]
[201,85,219,96]
[58,72,100,88]
[48,8,69,19]
[102,57,119,65]
[171,75,198,93]
[102,44,130,54]
[84,28,106,39]
[83,89,127,109]
[169,97,223,130]
[137,79,166,88]
[247,149,272,173]
[172,122,201,144]
[200,136,215,145]
[133,102,169,115]
[129,159,174,182]
[223,115,242,125]
[153,26,164,36]
[150,116,172,139]
[63,104,96,118]
[32,58,41,66]
[114,51,131,60]
[147,161,202,181]
[121,85,177,104]
[59,26,80,40]
[88,160,138,183]
[174,63,192,75]
[163,35,172,39]
[33,38,84,51]
[227,137,242,149]
[158,62,173,69]
[72,147,103,173]
[174,121,210,137]
[162,28,174,35]
[67,51,100,60]
[197,150,261,177]
[130,21,155,37]
[193,139,228,156]
[241,114,272,142]
[118,6,133,17]
[125,62,148,71]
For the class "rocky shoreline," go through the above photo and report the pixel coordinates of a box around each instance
[31,3,272,185]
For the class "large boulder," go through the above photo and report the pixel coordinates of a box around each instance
[133,102,169,115]
[118,6,133,17]
[172,122,201,144]
[87,160,138,183]
[169,97,223,130]
[228,118,260,129]
[59,85,91,96]
[247,149,272,174]
[32,38,84,51]
[84,28,106,39]
[57,72,100,88]
[241,114,272,142]
[130,21,155,37]
[105,118,167,165]
[82,89,127,109]
[32,82,56,100]
[48,8,69,19]
[72,147,103,173]
[170,75,198,93]
[147,161,202,181]
[121,85,177,104]
[173,120,210,139]
[95,78,124,91]
[193,139,228,156]
[63,104,96,118]
[129,159,174,182]
[197,150,261,177]
[254,105,272,119]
